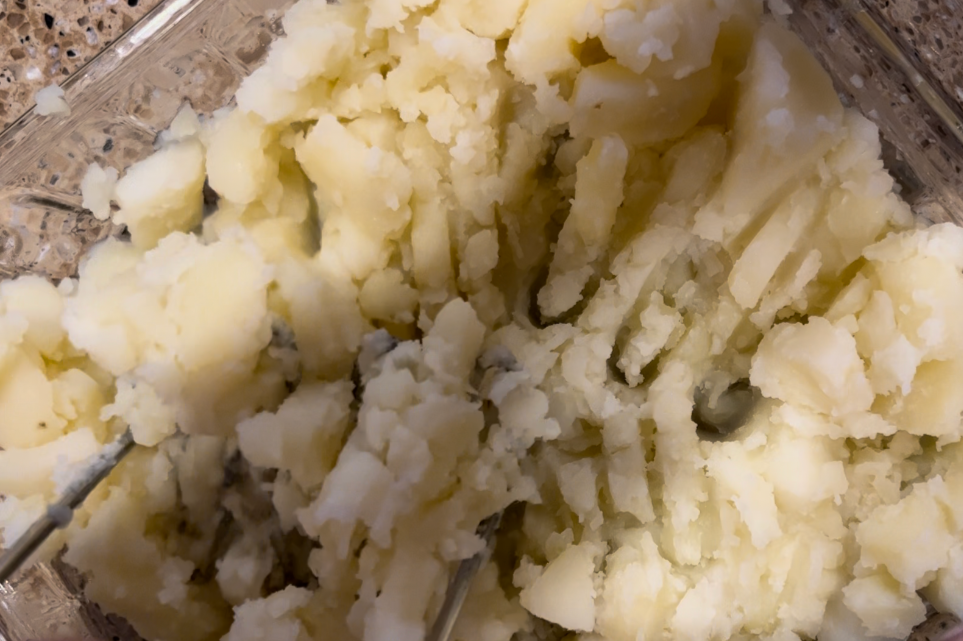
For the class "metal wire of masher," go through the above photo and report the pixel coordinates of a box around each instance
[426,510,504,641]
[0,430,503,635]
[0,419,502,640]
[0,428,137,585]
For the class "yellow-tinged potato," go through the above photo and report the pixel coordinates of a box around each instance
[825,272,874,324]
[206,109,280,207]
[693,22,844,245]
[842,573,926,639]
[762,431,848,510]
[367,0,434,32]
[706,443,781,548]
[599,0,727,79]
[556,458,602,528]
[166,238,273,372]
[856,477,956,590]
[275,155,313,224]
[275,258,369,378]
[63,233,278,439]
[0,347,66,448]
[248,218,316,262]
[221,586,313,641]
[824,114,911,243]
[539,135,628,318]
[728,183,819,309]
[71,232,273,379]
[296,446,394,549]
[571,58,721,146]
[864,224,963,360]
[518,541,602,632]
[930,460,963,532]
[855,291,902,359]
[101,379,176,447]
[441,0,527,39]
[0,428,101,498]
[748,247,824,331]
[660,127,728,205]
[52,366,104,416]
[0,275,65,357]
[406,12,497,87]
[204,199,315,261]
[114,139,206,250]
[385,47,486,136]
[238,381,352,490]
[359,268,419,324]
[235,70,321,126]
[887,358,963,438]
[597,531,683,641]
[0,495,45,547]
[64,450,232,641]
[409,196,454,292]
[924,543,963,621]
[448,563,530,641]
[618,292,683,386]
[157,102,202,146]
[62,239,147,376]
[423,298,487,385]
[236,13,357,124]
[750,316,873,418]
[505,0,595,85]
[295,115,412,279]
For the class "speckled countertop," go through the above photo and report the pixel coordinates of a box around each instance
[871,0,963,101]
[0,0,162,129]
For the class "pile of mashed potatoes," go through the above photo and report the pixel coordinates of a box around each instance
[3,0,963,639]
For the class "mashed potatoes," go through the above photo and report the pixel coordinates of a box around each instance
[2,0,963,640]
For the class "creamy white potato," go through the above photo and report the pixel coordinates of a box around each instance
[2,0,962,640]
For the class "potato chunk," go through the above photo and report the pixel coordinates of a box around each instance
[206,110,279,206]
[750,317,873,418]
[693,22,843,245]
[295,115,412,279]
[538,135,628,318]
[728,184,819,309]
[571,59,721,146]
[114,139,206,249]
[842,573,926,639]
[0,428,101,497]
[519,542,601,632]
[0,348,65,448]
[444,0,527,38]
[237,381,353,490]
[1,275,66,357]
[856,477,956,590]
[505,0,592,85]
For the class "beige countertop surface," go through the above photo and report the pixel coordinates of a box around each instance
[0,0,162,130]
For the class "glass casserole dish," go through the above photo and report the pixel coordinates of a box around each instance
[1,0,963,639]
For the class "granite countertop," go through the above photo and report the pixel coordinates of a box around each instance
[0,0,162,130]
[0,0,960,128]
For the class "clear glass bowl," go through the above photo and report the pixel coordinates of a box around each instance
[1,0,962,639]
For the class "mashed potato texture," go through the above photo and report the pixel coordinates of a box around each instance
[7,0,963,640]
